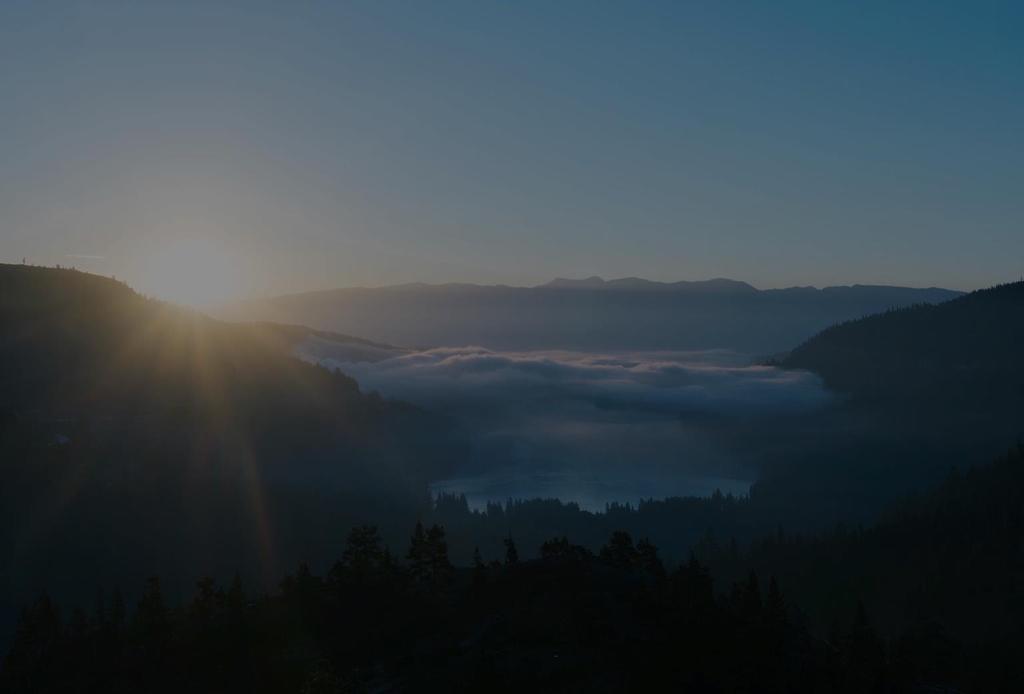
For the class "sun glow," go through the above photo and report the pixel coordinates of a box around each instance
[141,236,245,308]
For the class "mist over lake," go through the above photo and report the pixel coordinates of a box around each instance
[300,344,833,510]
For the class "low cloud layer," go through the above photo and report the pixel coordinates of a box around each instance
[299,344,833,510]
[313,346,829,415]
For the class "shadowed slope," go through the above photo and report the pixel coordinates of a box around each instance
[0,264,463,638]
[782,280,1024,406]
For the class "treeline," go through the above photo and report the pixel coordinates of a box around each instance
[426,490,758,565]
[0,523,989,693]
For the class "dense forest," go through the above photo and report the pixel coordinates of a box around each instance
[741,280,1024,534]
[6,519,1017,693]
[700,445,1024,642]
[9,447,1023,691]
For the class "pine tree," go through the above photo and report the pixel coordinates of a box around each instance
[504,534,519,566]
[227,573,246,613]
[426,524,454,584]
[407,521,430,582]
[93,588,107,631]
[193,576,218,625]
[69,607,89,642]
[846,601,885,692]
[3,595,62,689]
[676,555,715,614]
[473,546,487,587]
[136,576,169,653]
[600,531,638,569]
[110,588,126,635]
[766,576,786,624]
[336,525,385,584]
[740,571,762,619]
[636,537,665,578]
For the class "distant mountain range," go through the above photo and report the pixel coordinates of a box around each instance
[539,276,758,292]
[219,277,962,354]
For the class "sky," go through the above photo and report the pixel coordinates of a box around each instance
[1,1,1022,305]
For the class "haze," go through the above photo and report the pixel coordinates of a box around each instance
[5,4,1024,689]
[3,1,1022,306]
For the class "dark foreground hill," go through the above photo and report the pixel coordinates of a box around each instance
[0,265,462,641]
[220,278,960,354]
[0,526,841,692]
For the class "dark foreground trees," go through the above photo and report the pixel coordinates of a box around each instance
[2,525,999,694]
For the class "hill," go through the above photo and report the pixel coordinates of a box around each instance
[219,278,961,354]
[0,264,462,640]
[0,265,407,415]
[740,280,1024,533]
[782,280,1024,407]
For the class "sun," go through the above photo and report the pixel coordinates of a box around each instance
[141,236,245,308]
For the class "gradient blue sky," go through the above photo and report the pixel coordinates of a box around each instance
[1,1,1021,304]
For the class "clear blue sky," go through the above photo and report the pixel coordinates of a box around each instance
[1,1,1021,304]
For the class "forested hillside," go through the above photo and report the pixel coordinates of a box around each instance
[782,280,1024,406]
[696,444,1024,690]
[0,265,462,644]
[753,281,1024,529]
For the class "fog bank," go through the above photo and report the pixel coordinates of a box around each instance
[299,344,833,510]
